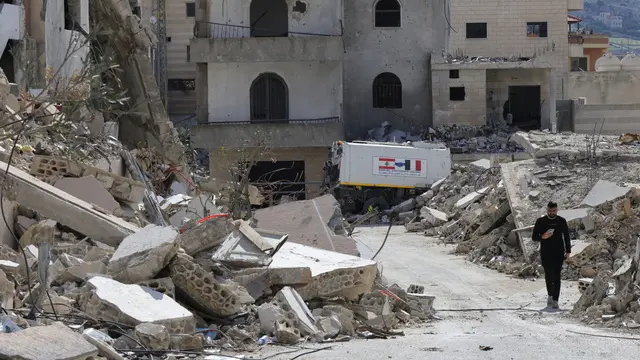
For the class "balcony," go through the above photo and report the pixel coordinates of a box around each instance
[189,22,344,63]
[568,0,584,11]
[191,117,344,149]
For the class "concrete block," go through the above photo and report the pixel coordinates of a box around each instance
[567,241,598,267]
[420,207,448,226]
[269,242,377,300]
[169,253,245,317]
[107,225,179,283]
[135,323,170,350]
[0,159,139,246]
[81,276,196,334]
[56,260,107,284]
[169,334,204,351]
[0,322,99,360]
[253,194,358,256]
[272,286,318,336]
[257,302,285,333]
[137,277,176,299]
[470,158,491,170]
[18,219,56,248]
[581,180,630,207]
[179,217,235,256]
[55,176,121,215]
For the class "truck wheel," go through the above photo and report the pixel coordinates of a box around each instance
[363,197,389,212]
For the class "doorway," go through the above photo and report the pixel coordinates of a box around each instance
[0,40,16,83]
[507,85,541,130]
[250,0,288,37]
[249,160,306,204]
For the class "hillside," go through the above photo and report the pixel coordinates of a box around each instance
[574,0,640,39]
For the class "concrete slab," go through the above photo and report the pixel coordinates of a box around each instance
[107,225,179,283]
[269,241,377,300]
[454,187,489,208]
[0,322,98,360]
[253,194,357,256]
[54,176,121,215]
[0,159,138,246]
[470,158,491,170]
[82,276,196,334]
[420,207,448,226]
[580,180,630,208]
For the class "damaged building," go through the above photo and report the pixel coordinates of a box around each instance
[431,0,579,132]
[189,0,344,200]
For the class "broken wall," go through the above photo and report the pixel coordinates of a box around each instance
[568,71,640,105]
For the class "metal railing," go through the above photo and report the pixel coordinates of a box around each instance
[194,20,343,38]
[198,116,341,125]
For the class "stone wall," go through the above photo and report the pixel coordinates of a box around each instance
[569,71,640,105]
[573,103,640,134]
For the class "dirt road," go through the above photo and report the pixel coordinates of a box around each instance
[264,226,639,360]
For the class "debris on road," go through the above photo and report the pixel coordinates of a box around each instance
[397,130,640,328]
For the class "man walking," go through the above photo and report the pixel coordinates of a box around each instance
[532,201,571,309]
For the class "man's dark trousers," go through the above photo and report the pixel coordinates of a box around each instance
[543,258,563,301]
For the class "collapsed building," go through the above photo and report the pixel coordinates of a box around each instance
[401,130,640,327]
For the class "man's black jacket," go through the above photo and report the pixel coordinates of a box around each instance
[532,215,571,264]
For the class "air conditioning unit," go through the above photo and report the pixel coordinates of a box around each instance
[575,97,587,105]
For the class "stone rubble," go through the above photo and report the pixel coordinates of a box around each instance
[0,78,440,357]
[393,130,640,329]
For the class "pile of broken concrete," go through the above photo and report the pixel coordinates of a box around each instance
[403,130,640,328]
[0,191,437,359]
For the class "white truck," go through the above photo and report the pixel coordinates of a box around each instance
[322,140,452,213]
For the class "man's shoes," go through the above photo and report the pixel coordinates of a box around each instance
[547,296,553,307]
[552,300,559,309]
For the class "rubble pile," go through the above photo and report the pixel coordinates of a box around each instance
[403,131,640,287]
[399,161,529,275]
[426,124,524,153]
[363,121,523,153]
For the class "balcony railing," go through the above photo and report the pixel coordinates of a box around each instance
[194,20,343,38]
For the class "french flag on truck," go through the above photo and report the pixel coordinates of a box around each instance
[378,158,422,171]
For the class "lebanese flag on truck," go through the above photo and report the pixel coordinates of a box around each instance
[378,158,422,171]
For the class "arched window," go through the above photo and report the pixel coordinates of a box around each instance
[250,0,288,37]
[250,73,289,121]
[374,0,401,28]
[372,72,402,108]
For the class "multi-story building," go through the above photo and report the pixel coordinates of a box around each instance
[596,12,623,29]
[568,15,609,72]
[431,0,581,132]
[189,0,344,199]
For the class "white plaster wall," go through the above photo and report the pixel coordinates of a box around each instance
[0,3,22,55]
[45,0,90,79]
[207,62,342,122]
[209,0,342,36]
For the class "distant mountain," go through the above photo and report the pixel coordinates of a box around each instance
[574,0,640,39]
